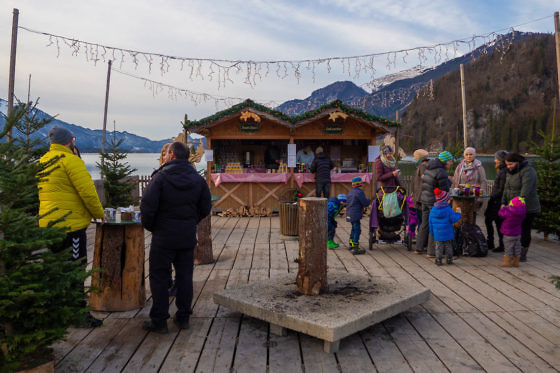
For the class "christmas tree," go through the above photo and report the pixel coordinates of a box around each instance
[97,132,137,208]
[0,103,89,371]
[533,129,560,239]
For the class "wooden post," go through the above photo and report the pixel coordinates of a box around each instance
[195,132,213,265]
[296,197,328,295]
[554,11,560,134]
[7,8,19,141]
[101,60,112,177]
[460,63,468,148]
[370,137,377,196]
[394,110,400,168]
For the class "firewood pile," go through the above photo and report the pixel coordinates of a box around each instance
[217,206,275,217]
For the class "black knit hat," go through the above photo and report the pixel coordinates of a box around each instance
[494,150,508,162]
[505,152,525,163]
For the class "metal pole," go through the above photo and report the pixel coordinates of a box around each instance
[460,64,468,148]
[554,11,560,139]
[101,60,112,178]
[7,8,19,141]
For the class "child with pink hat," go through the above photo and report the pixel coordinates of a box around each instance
[497,197,527,267]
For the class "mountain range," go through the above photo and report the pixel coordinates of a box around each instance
[0,99,206,153]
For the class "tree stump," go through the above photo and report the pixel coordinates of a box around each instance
[451,197,476,227]
[194,215,213,265]
[89,222,145,311]
[296,197,328,295]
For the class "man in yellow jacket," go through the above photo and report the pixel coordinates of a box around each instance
[38,126,105,327]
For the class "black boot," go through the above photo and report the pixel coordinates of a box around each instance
[447,256,453,265]
[520,247,528,262]
[492,245,504,253]
[435,257,443,266]
[486,238,495,251]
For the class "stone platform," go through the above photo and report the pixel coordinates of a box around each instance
[213,272,431,353]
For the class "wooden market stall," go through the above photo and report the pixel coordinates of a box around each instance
[184,99,397,211]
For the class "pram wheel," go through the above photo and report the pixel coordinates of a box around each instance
[369,228,377,250]
[405,233,413,251]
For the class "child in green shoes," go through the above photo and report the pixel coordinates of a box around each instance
[327,194,346,249]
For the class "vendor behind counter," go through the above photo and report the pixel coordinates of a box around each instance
[264,141,281,170]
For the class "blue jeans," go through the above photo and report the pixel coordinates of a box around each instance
[350,221,361,244]
[316,182,330,198]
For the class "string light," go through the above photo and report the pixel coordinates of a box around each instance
[112,68,281,110]
[18,15,543,89]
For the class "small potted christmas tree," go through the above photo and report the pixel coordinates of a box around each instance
[0,103,90,372]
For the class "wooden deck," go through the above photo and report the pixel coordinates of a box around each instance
[53,216,560,372]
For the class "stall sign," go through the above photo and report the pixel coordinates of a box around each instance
[323,121,344,134]
[240,121,261,132]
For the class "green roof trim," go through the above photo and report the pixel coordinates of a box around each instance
[183,99,400,130]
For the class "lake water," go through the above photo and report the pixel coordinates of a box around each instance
[82,153,206,179]
[82,153,535,180]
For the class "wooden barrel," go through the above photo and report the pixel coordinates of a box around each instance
[89,222,145,311]
[280,201,299,236]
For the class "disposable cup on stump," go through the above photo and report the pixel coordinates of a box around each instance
[296,197,328,295]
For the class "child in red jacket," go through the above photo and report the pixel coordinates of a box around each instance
[497,196,526,267]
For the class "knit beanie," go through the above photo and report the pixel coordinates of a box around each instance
[337,193,347,203]
[413,149,429,162]
[315,146,324,155]
[505,152,525,163]
[438,151,453,163]
[48,126,74,145]
[464,147,476,156]
[509,196,526,207]
[434,187,449,203]
[382,145,393,155]
[352,176,363,187]
[494,150,508,162]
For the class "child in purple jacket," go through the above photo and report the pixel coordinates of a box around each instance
[498,196,526,267]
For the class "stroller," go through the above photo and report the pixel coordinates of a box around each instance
[368,186,409,250]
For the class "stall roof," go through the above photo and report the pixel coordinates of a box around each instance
[183,99,399,133]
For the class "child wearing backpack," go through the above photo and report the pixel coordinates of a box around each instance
[429,188,462,265]
[327,194,346,249]
[346,177,370,255]
[498,196,526,267]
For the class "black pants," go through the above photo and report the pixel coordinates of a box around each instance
[316,182,330,198]
[416,204,434,254]
[52,228,88,306]
[149,243,194,326]
[521,213,537,248]
[484,207,504,249]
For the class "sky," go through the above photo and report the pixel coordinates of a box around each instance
[0,0,557,140]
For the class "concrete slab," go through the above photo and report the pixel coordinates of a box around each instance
[214,272,430,352]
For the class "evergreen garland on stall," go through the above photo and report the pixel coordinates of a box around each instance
[0,103,90,372]
[97,133,137,208]
[532,129,560,238]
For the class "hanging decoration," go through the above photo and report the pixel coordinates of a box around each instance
[328,112,348,122]
[18,19,536,90]
[239,111,261,132]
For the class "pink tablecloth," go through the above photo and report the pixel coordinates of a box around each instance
[293,173,372,188]
[211,173,290,187]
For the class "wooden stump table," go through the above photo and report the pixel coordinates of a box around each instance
[451,195,488,227]
[89,221,146,311]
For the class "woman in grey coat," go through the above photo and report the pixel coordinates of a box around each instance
[501,152,540,262]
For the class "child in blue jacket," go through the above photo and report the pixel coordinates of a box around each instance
[346,177,370,255]
[327,194,346,249]
[429,188,461,265]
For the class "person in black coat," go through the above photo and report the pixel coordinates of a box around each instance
[484,150,508,252]
[311,146,334,198]
[140,142,211,333]
[415,151,453,256]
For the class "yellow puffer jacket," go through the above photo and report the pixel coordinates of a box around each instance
[38,144,104,232]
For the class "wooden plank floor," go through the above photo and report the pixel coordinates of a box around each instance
[53,216,560,372]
